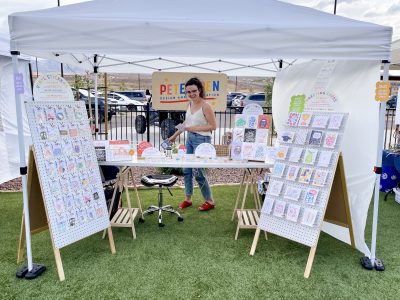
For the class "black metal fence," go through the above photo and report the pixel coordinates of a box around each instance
[95,105,398,150]
[95,104,274,149]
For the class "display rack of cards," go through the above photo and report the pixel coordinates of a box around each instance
[25,101,111,249]
[258,112,348,247]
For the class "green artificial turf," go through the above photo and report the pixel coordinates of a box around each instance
[1,187,400,299]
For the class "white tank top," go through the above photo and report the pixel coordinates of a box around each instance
[185,104,212,137]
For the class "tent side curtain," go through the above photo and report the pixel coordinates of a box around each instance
[8,0,392,62]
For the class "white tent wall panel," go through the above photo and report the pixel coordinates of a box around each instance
[272,60,380,255]
[0,58,31,184]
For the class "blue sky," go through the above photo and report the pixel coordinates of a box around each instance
[1,0,399,41]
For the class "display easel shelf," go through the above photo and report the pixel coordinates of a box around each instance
[18,101,116,281]
[250,112,355,278]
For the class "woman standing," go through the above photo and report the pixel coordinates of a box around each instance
[169,77,217,211]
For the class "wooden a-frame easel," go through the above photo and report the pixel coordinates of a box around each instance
[17,148,116,281]
[250,154,355,278]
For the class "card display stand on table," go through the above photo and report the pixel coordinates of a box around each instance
[102,167,143,239]
[20,101,116,281]
[250,112,354,278]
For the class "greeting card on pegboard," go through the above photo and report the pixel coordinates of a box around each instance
[257,111,348,248]
[230,112,272,161]
[25,101,111,249]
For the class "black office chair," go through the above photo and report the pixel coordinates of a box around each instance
[139,174,183,227]
[100,165,121,219]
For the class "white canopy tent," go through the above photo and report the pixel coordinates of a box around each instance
[8,0,392,274]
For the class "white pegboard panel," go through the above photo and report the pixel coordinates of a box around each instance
[25,101,110,249]
[259,112,348,247]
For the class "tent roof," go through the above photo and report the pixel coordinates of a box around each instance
[8,0,392,75]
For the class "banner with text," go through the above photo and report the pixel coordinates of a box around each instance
[152,72,227,111]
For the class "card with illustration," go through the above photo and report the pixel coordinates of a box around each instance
[286,204,301,222]
[258,115,270,129]
[58,123,69,137]
[38,125,48,141]
[303,148,318,165]
[287,112,301,126]
[278,131,295,144]
[318,150,334,167]
[34,106,46,123]
[230,141,243,160]
[69,124,79,138]
[283,186,302,201]
[244,128,257,142]
[255,129,269,143]
[52,142,63,157]
[288,147,303,163]
[328,113,344,130]
[74,108,84,121]
[272,162,286,178]
[286,165,300,181]
[261,197,275,215]
[265,147,277,164]
[275,146,289,160]
[252,143,268,161]
[241,142,254,160]
[234,114,247,128]
[55,107,66,121]
[301,208,318,227]
[303,187,319,205]
[246,115,258,129]
[47,124,60,141]
[232,128,244,142]
[298,113,312,127]
[45,107,56,122]
[273,200,286,218]
[311,115,329,128]
[312,169,329,187]
[298,168,313,184]
[323,132,339,149]
[268,180,284,196]
[308,130,323,145]
[294,130,308,145]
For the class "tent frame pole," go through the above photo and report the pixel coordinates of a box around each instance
[94,54,99,139]
[11,52,46,279]
[367,60,390,271]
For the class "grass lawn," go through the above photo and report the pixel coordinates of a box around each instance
[1,186,400,299]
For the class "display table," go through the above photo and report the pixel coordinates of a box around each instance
[98,155,271,169]
[98,155,272,236]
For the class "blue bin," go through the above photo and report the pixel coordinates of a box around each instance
[380,150,400,192]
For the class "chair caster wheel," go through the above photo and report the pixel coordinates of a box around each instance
[178,216,184,222]
[158,223,165,228]
[148,211,154,215]
[139,218,145,223]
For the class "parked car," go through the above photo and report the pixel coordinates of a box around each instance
[232,93,265,112]
[386,95,397,109]
[227,92,244,107]
[102,91,145,112]
[71,88,116,122]
[116,90,147,103]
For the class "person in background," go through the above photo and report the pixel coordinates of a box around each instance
[168,77,217,211]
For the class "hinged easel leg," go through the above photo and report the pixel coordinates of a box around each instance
[53,247,65,281]
[232,170,247,221]
[107,227,116,254]
[304,246,317,278]
[250,227,261,255]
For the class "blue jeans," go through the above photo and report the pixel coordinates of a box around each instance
[184,132,213,201]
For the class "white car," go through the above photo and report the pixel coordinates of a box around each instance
[103,92,145,112]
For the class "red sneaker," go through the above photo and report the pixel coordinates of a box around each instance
[198,201,215,211]
[179,200,192,209]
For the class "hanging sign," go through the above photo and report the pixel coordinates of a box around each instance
[375,81,391,102]
[33,74,74,102]
[152,72,227,111]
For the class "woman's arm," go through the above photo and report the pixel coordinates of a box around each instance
[185,103,217,132]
